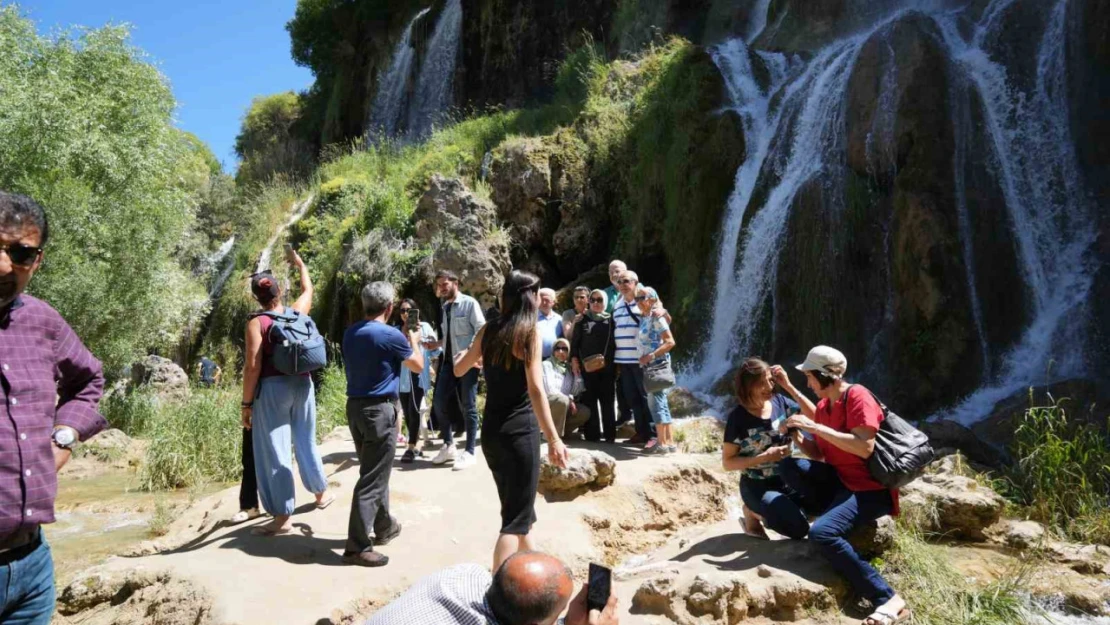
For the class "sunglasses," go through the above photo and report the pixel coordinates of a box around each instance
[634,295,648,302]
[399,308,412,313]
[1,243,42,267]
[554,347,569,352]
[618,279,635,285]
[589,297,604,303]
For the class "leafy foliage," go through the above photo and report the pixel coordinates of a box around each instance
[234,92,316,186]
[140,387,242,491]
[0,7,223,372]
[997,396,1110,544]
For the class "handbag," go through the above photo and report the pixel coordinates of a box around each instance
[581,318,613,373]
[643,358,675,394]
[845,386,936,489]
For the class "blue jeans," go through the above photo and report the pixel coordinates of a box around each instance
[618,364,655,439]
[253,376,330,516]
[0,531,54,625]
[647,390,672,425]
[434,365,480,454]
[779,458,896,604]
[739,475,809,539]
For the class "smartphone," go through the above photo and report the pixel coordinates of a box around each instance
[587,563,611,613]
[283,242,295,260]
[406,308,420,332]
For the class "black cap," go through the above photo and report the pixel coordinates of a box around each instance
[250,271,280,303]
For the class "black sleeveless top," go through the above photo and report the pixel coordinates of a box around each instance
[481,329,537,436]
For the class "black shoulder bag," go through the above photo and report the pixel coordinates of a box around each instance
[845,385,936,489]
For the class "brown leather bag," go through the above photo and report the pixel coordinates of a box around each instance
[583,354,606,373]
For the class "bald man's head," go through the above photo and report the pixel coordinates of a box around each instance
[486,552,575,625]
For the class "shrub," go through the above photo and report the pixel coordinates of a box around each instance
[998,396,1110,544]
[102,390,159,438]
[315,362,348,441]
[140,388,242,491]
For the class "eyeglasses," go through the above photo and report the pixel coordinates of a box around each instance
[618,279,635,285]
[0,243,42,267]
[589,297,604,304]
[634,295,648,302]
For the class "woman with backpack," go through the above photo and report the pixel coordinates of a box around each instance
[775,345,909,625]
[451,270,569,571]
[241,249,333,536]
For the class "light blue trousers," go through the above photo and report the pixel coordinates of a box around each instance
[252,376,329,516]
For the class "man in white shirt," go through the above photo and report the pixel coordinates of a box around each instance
[537,288,562,359]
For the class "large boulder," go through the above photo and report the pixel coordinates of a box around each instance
[413,175,512,308]
[900,455,1005,541]
[130,355,189,399]
[538,447,616,500]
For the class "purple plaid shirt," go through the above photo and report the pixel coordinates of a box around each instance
[0,295,106,540]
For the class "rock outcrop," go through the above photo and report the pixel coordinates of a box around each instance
[900,454,1005,541]
[130,355,189,399]
[57,567,217,625]
[413,175,512,308]
[538,447,616,500]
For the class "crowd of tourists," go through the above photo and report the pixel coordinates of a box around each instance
[0,187,909,625]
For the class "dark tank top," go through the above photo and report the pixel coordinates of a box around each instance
[481,329,537,436]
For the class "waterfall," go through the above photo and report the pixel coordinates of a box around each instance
[407,0,462,140]
[685,32,872,391]
[206,236,236,299]
[256,195,315,274]
[931,0,1095,425]
[687,0,1096,426]
[367,8,431,140]
[745,0,773,44]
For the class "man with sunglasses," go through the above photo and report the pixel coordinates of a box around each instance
[0,192,107,623]
[560,286,590,341]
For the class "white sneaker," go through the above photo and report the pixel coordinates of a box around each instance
[452,450,476,471]
[432,444,457,465]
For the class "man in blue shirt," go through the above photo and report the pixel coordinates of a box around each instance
[342,282,424,567]
[538,288,562,358]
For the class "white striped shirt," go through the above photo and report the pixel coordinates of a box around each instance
[612,297,642,364]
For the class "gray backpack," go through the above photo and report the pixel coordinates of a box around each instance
[251,308,327,375]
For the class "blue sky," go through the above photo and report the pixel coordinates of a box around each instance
[21,0,314,172]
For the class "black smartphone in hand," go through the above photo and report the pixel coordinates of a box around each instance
[587,563,611,613]
[406,308,420,332]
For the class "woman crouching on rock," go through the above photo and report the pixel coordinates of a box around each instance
[721,358,806,539]
[452,270,569,571]
[775,346,909,625]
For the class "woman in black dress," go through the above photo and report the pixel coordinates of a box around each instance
[453,270,569,571]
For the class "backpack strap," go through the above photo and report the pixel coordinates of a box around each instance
[623,301,641,324]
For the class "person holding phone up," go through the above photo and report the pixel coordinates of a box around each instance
[396,299,442,464]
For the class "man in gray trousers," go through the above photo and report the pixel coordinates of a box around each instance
[341,282,424,566]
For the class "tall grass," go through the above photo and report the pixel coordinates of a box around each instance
[999,396,1110,544]
[316,362,348,441]
[879,527,1037,625]
[102,389,160,437]
[140,387,242,491]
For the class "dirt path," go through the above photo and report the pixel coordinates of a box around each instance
[60,434,733,624]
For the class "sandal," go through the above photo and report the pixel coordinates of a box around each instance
[315,494,336,510]
[863,607,911,625]
[250,523,293,537]
[230,508,262,524]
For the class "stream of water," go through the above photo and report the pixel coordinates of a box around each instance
[256,195,315,274]
[367,7,431,140]
[686,0,1096,425]
[406,0,462,140]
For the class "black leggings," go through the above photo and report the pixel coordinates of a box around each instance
[399,374,425,444]
[239,427,258,510]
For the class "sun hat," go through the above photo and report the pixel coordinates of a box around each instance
[795,345,847,379]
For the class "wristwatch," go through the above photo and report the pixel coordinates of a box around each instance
[52,426,78,450]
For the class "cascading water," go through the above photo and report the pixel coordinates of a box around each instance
[367,7,431,140]
[206,236,236,299]
[256,195,315,274]
[407,0,462,140]
[744,0,773,44]
[686,0,1096,425]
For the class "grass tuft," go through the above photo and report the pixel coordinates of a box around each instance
[140,387,242,491]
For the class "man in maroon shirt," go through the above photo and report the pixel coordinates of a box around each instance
[0,191,107,624]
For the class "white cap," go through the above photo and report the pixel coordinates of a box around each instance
[795,345,847,379]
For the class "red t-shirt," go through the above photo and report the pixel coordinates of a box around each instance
[815,385,899,512]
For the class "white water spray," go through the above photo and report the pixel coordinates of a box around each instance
[256,195,315,274]
[407,0,462,140]
[367,7,431,139]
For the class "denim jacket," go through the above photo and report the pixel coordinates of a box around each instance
[440,293,486,359]
[399,321,441,393]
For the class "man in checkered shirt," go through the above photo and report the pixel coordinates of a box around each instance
[365,551,619,625]
[0,192,108,623]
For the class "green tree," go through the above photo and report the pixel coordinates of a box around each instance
[234,91,315,186]
[0,6,212,372]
